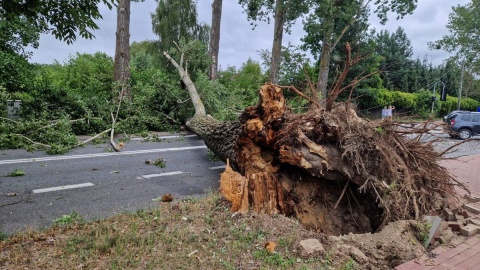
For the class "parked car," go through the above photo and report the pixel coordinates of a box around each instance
[443,110,470,122]
[444,111,480,139]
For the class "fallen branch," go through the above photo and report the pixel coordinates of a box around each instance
[12,134,51,148]
[0,117,19,124]
[34,118,88,131]
[74,128,112,148]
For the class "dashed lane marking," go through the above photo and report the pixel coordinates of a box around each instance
[33,182,95,194]
[210,165,226,170]
[0,146,207,165]
[141,171,184,179]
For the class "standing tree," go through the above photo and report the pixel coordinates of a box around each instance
[238,0,309,84]
[151,0,209,59]
[303,0,417,98]
[114,0,132,100]
[373,27,414,91]
[429,0,480,99]
[208,0,223,80]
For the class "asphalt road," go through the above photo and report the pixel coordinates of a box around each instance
[0,134,225,234]
[1,131,480,235]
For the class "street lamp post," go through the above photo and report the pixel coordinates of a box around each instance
[431,81,445,113]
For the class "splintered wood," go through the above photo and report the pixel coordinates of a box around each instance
[218,83,455,235]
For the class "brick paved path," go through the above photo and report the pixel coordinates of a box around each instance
[395,154,480,270]
[439,155,480,197]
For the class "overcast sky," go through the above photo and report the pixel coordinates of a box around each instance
[29,0,470,69]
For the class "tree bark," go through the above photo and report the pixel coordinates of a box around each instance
[269,0,285,84]
[163,51,206,117]
[114,0,131,101]
[208,0,222,80]
[316,39,332,99]
[315,18,355,98]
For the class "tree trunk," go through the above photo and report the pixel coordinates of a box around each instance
[208,0,222,80]
[316,39,332,98]
[269,0,285,84]
[163,51,206,117]
[114,0,131,101]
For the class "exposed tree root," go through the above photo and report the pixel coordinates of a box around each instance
[164,46,456,236]
[219,84,455,235]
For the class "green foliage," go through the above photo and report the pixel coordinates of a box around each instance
[151,0,209,64]
[356,87,480,118]
[199,59,265,120]
[0,48,37,93]
[1,0,116,45]
[429,0,480,75]
[61,52,114,98]
[7,169,25,177]
[438,95,480,116]
[207,149,220,161]
[238,0,309,31]
[355,88,445,117]
[0,231,8,241]
[153,158,166,168]
[374,27,413,91]
[53,211,84,226]
[413,221,432,243]
[342,258,358,270]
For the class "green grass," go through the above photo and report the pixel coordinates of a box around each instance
[53,211,84,226]
[7,169,25,177]
[0,192,393,270]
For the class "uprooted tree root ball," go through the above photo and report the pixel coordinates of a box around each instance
[219,84,456,236]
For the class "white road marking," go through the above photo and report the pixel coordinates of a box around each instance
[33,182,95,194]
[131,134,197,141]
[0,146,207,165]
[141,171,184,179]
[210,165,226,170]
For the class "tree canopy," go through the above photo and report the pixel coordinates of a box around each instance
[151,0,209,55]
[0,0,116,46]
[429,0,480,74]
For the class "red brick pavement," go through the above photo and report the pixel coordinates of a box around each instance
[439,154,480,197]
[395,154,480,270]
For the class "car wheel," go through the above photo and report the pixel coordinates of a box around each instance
[458,129,472,139]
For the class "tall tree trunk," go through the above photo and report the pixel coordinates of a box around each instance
[114,0,131,100]
[269,0,285,84]
[315,18,355,99]
[208,0,222,80]
[316,39,332,99]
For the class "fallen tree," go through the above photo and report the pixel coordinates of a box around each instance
[164,44,457,236]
